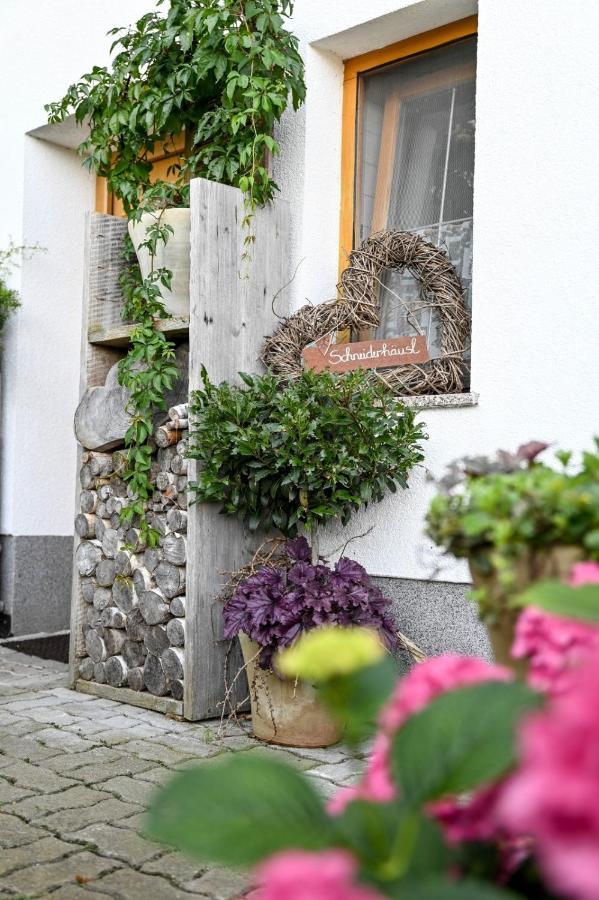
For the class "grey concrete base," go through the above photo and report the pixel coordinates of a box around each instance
[373,576,492,664]
[0,535,72,636]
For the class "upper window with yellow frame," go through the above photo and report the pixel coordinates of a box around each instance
[341,19,476,358]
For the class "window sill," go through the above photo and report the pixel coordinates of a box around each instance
[399,392,479,410]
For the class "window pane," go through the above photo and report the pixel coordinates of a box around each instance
[356,37,476,367]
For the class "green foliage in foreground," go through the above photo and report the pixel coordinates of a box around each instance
[147,675,539,897]
[187,368,427,534]
[514,579,599,622]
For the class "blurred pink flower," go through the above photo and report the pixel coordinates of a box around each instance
[378,654,512,732]
[498,657,599,900]
[328,655,512,820]
[512,606,599,697]
[569,561,599,586]
[430,784,505,845]
[250,850,384,900]
[328,734,394,814]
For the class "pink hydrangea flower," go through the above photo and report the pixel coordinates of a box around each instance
[328,734,394,814]
[498,657,599,900]
[430,784,505,846]
[569,561,599,586]
[512,605,599,697]
[328,655,512,822]
[378,654,512,731]
[250,850,384,900]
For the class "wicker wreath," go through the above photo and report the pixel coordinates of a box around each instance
[261,231,471,396]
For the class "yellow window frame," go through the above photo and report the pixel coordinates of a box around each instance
[339,15,478,274]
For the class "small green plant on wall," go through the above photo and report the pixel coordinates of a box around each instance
[0,243,43,335]
[187,368,427,555]
[46,0,305,545]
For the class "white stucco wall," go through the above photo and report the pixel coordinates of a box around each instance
[2,0,598,582]
[274,0,599,581]
[0,0,150,537]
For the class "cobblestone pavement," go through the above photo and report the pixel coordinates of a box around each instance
[0,646,364,899]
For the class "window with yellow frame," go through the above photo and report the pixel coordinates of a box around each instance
[340,17,477,359]
[95,135,185,217]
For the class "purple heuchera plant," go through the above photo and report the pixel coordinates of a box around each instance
[224,537,399,669]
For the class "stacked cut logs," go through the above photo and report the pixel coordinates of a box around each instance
[75,404,189,702]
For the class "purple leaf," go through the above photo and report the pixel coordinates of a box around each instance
[222,539,398,668]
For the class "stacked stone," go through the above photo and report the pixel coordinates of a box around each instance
[74,404,189,701]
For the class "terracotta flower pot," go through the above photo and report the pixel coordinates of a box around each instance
[470,545,583,671]
[128,208,190,318]
[238,633,342,748]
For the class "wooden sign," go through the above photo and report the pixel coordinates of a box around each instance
[303,335,430,374]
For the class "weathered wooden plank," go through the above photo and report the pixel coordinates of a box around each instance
[87,214,129,334]
[69,213,94,686]
[89,316,189,347]
[185,178,291,720]
[75,679,183,716]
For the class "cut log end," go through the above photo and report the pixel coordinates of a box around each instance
[143,653,168,696]
[105,655,128,688]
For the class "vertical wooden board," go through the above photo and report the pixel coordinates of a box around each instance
[68,213,93,686]
[87,214,130,335]
[69,213,127,686]
[185,179,291,720]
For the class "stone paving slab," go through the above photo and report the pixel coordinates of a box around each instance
[0,645,361,898]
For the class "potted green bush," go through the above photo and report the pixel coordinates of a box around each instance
[187,368,426,553]
[46,0,305,543]
[425,440,599,666]
[187,368,427,745]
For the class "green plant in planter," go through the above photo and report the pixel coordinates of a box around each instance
[45,0,305,217]
[425,440,599,619]
[46,0,305,546]
[187,368,427,545]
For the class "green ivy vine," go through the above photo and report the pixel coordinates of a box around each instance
[118,223,179,547]
[46,0,305,546]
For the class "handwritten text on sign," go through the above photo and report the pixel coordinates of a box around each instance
[303,335,430,374]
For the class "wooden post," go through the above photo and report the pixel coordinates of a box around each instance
[185,179,291,720]
[70,190,290,722]
[68,213,126,688]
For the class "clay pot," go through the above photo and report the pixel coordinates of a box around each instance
[128,208,190,317]
[470,545,583,671]
[238,633,341,748]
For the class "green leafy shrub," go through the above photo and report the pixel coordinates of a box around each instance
[187,369,427,534]
[426,441,599,610]
[46,0,305,217]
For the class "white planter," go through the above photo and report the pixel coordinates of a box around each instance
[128,208,191,318]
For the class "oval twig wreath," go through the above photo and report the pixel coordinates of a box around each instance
[262,231,471,396]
